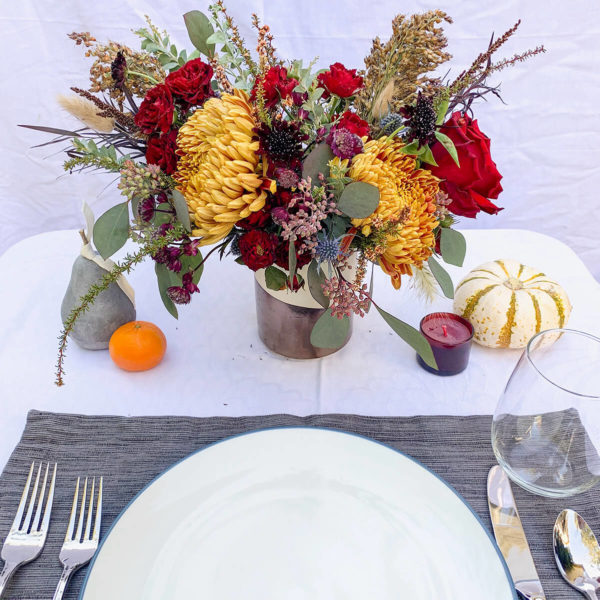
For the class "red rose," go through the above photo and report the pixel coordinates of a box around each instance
[145,128,178,175]
[430,112,503,218]
[317,63,363,98]
[238,230,277,271]
[165,58,214,107]
[134,84,174,134]
[251,66,299,108]
[336,111,370,138]
[237,200,272,230]
[274,240,312,270]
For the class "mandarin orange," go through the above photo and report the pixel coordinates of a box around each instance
[109,321,167,372]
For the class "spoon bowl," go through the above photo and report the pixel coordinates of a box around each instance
[553,509,600,599]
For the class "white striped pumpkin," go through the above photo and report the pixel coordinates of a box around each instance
[453,259,571,349]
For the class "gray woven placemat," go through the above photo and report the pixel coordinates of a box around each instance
[0,410,598,599]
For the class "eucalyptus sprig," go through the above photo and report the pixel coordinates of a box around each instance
[56,224,185,386]
[64,138,129,173]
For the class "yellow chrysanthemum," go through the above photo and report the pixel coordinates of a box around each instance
[346,138,440,289]
[175,89,273,245]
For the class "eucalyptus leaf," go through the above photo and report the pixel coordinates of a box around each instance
[440,228,466,267]
[302,143,333,186]
[171,189,191,232]
[427,256,454,299]
[153,202,173,226]
[93,202,129,260]
[375,306,437,369]
[434,131,459,167]
[265,265,287,291]
[155,262,179,319]
[206,30,228,45]
[310,309,350,349]
[307,260,330,308]
[366,263,374,313]
[183,10,215,57]
[180,251,204,285]
[338,181,379,219]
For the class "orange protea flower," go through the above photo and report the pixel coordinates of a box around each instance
[345,138,440,289]
[175,89,274,245]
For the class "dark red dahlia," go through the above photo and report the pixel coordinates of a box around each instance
[274,240,312,270]
[317,63,363,98]
[165,58,214,107]
[336,111,370,138]
[134,84,174,134]
[238,230,277,271]
[237,202,272,230]
[145,128,179,175]
[251,66,298,108]
[254,120,307,166]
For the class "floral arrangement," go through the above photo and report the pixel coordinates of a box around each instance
[23,6,544,384]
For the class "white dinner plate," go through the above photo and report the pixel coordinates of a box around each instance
[80,428,515,599]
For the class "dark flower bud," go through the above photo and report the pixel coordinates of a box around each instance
[111,51,126,90]
[166,286,191,304]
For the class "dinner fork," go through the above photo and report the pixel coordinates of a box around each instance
[0,462,57,597]
[52,476,102,600]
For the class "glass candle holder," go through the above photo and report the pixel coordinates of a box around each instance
[418,312,474,376]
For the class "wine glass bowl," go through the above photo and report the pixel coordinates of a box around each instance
[492,329,600,497]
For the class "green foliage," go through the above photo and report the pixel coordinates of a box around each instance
[416,144,438,167]
[134,16,194,72]
[440,228,466,267]
[324,214,351,240]
[434,131,459,167]
[93,202,130,259]
[64,138,126,173]
[310,309,350,349]
[265,265,287,290]
[375,306,437,369]
[155,262,180,318]
[400,139,420,155]
[288,242,297,285]
[338,182,380,219]
[302,143,334,186]
[435,96,449,125]
[171,189,191,232]
[307,260,330,308]
[427,255,454,299]
[184,10,215,58]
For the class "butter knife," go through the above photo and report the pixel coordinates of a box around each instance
[487,465,546,600]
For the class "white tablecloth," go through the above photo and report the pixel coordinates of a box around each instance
[1,229,599,469]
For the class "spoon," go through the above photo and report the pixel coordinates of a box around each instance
[553,509,600,599]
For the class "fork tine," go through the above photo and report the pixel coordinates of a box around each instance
[92,477,103,543]
[32,463,49,532]
[40,463,57,535]
[22,463,42,532]
[64,476,80,542]
[11,462,34,530]
[75,478,88,543]
[84,478,95,541]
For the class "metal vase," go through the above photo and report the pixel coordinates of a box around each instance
[254,280,353,359]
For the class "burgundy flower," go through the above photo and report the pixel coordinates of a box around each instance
[317,63,363,98]
[254,120,307,166]
[429,112,503,218]
[153,246,182,272]
[327,128,363,159]
[182,239,201,256]
[238,230,276,271]
[274,240,312,270]
[134,84,174,134]
[110,51,126,90]
[182,272,199,294]
[271,206,290,224]
[237,203,272,230]
[251,66,299,108]
[165,58,214,107]
[145,128,178,175]
[336,111,370,138]
[275,168,300,189]
[167,286,191,304]
[138,196,156,223]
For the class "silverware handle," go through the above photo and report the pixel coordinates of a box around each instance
[0,562,18,597]
[52,565,75,600]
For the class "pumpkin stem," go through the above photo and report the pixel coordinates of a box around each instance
[503,276,523,291]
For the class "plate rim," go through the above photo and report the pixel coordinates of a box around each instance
[78,426,517,599]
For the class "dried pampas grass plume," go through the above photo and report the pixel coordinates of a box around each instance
[370,80,395,120]
[57,94,114,132]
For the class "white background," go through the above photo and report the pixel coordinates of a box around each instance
[0,0,599,278]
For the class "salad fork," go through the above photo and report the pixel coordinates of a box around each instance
[52,476,102,600]
[0,462,57,597]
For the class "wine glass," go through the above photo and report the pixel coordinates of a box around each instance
[492,329,600,497]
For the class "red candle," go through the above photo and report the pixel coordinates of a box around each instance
[418,312,474,376]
